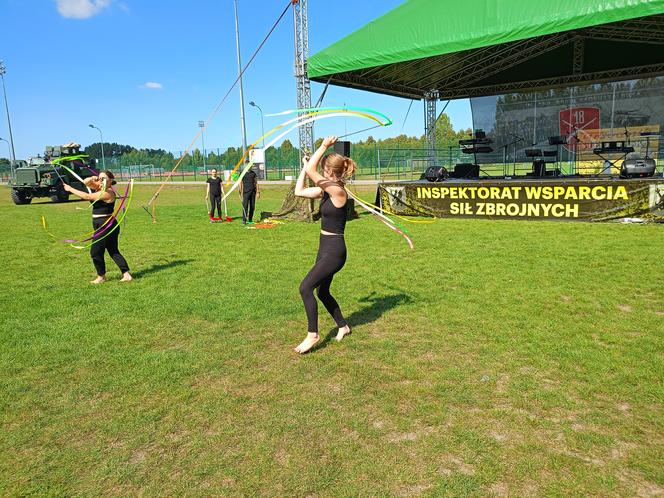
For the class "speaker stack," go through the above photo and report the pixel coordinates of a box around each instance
[333,141,351,157]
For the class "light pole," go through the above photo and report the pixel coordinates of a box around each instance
[198,120,207,172]
[233,0,248,156]
[249,101,266,179]
[88,124,105,169]
[248,101,265,147]
[0,61,17,170]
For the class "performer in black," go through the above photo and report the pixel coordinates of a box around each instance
[63,170,132,284]
[206,168,223,220]
[238,164,259,224]
[293,136,355,353]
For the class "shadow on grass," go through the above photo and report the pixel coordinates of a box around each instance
[133,259,194,279]
[315,291,411,351]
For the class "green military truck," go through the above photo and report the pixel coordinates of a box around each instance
[9,143,96,205]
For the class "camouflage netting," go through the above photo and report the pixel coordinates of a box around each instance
[261,181,319,222]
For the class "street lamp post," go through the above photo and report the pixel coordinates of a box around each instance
[233,0,248,156]
[0,61,17,171]
[249,101,266,179]
[88,124,105,169]
[198,120,207,172]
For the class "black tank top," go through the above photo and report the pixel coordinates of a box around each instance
[92,196,115,215]
[320,191,347,234]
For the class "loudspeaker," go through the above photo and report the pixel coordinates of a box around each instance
[333,141,351,157]
[424,166,446,182]
[620,153,656,178]
[451,163,479,178]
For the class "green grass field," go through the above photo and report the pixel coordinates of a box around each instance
[1,184,662,496]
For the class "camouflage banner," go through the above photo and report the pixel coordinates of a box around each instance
[378,179,664,222]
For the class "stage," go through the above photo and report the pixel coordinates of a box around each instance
[376,176,664,222]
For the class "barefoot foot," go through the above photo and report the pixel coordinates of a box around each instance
[335,325,351,342]
[91,276,107,284]
[294,333,319,354]
[120,272,133,282]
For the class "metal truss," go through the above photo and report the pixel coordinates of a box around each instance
[424,90,438,166]
[293,0,313,158]
[572,35,584,74]
[311,14,664,101]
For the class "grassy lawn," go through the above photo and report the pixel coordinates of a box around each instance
[0,183,662,496]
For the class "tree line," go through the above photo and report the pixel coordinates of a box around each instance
[1,113,471,172]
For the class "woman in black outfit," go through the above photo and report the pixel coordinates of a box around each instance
[294,136,354,353]
[64,170,132,284]
[205,168,223,220]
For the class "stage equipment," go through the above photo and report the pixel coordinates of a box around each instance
[548,135,567,145]
[450,163,480,178]
[456,131,493,177]
[333,140,351,157]
[531,158,546,177]
[640,131,660,159]
[424,165,447,182]
[593,141,635,174]
[461,146,493,154]
[620,152,656,178]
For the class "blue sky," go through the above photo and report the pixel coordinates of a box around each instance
[1,0,472,158]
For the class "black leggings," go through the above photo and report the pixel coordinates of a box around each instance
[90,218,130,276]
[210,194,222,218]
[299,234,348,333]
[242,191,256,223]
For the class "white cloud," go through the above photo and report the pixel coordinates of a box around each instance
[56,0,111,19]
[140,82,163,90]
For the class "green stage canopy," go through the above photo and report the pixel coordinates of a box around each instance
[308,0,664,99]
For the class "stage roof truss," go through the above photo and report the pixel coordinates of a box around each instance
[309,10,664,101]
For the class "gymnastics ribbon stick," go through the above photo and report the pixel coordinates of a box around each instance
[221,181,228,218]
[70,180,135,250]
[52,159,105,211]
[221,110,389,202]
[51,156,92,193]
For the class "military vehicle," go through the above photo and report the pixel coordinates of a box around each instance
[9,142,96,205]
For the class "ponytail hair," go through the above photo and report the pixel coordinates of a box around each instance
[321,153,356,185]
[101,170,117,186]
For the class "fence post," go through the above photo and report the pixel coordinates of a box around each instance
[377,149,381,181]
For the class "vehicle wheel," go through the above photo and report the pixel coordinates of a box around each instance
[49,186,70,203]
[11,189,32,205]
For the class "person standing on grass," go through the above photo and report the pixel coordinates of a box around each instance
[63,170,132,284]
[293,136,353,354]
[206,168,223,220]
[238,164,259,224]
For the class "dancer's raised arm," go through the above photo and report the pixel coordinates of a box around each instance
[294,155,323,199]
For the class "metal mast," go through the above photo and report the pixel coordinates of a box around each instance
[0,61,16,170]
[424,89,439,166]
[293,0,313,159]
[234,0,248,156]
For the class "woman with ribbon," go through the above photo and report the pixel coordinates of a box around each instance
[293,136,354,354]
[64,170,133,284]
